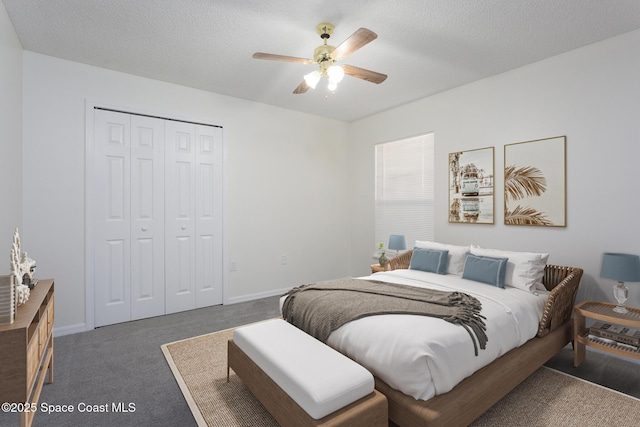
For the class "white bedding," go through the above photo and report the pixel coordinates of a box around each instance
[281,269,549,401]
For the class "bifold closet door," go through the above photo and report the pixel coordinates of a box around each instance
[93,110,165,327]
[130,115,165,320]
[165,121,223,314]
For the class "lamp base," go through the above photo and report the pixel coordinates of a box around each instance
[613,282,629,314]
[613,305,629,314]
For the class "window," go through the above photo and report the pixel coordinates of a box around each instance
[375,133,434,252]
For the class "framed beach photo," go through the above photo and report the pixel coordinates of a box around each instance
[504,136,566,227]
[448,147,494,224]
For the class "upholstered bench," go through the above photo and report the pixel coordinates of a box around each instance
[227,318,388,427]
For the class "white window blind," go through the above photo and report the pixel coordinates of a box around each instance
[375,133,435,252]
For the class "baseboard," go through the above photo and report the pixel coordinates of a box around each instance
[225,286,292,305]
[53,323,87,337]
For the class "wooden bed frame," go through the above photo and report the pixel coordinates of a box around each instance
[380,250,584,426]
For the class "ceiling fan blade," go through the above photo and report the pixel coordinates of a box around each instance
[331,28,378,61]
[252,52,315,64]
[343,64,387,84]
[293,80,310,94]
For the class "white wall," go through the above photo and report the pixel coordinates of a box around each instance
[349,29,640,308]
[11,16,640,331]
[22,52,350,332]
[0,4,22,264]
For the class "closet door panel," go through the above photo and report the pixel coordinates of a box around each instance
[94,110,132,327]
[195,126,224,307]
[130,115,165,320]
[175,235,193,292]
[165,121,197,313]
[106,239,127,304]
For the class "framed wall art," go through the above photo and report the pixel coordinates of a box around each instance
[448,147,494,224]
[504,136,566,227]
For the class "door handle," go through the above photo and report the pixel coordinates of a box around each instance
[141,226,148,231]
[181,225,187,230]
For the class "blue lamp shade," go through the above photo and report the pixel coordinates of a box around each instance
[600,253,640,282]
[388,235,407,252]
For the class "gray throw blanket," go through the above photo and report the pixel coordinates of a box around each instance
[282,278,487,356]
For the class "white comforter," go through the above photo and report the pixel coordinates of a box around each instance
[285,269,549,401]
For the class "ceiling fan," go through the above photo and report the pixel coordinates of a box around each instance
[252,22,387,94]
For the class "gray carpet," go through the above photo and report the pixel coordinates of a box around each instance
[1,295,638,427]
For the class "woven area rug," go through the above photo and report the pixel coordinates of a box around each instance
[162,325,640,427]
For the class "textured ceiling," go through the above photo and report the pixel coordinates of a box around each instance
[4,0,640,122]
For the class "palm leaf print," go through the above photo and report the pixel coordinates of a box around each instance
[505,205,552,226]
[504,165,547,202]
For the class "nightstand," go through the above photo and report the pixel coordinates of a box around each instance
[573,300,640,367]
[370,263,389,274]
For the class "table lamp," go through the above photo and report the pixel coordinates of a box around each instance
[388,235,407,257]
[599,252,640,314]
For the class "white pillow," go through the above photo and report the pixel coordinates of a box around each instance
[469,245,549,292]
[414,241,469,275]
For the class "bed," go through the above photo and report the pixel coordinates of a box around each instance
[282,245,583,427]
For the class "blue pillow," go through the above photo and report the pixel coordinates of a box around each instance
[462,253,508,287]
[409,247,449,275]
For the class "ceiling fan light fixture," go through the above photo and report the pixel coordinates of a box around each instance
[304,70,321,89]
[253,23,387,95]
[327,64,345,84]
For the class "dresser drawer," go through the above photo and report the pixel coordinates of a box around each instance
[47,296,54,336]
[38,316,48,358]
[26,336,40,389]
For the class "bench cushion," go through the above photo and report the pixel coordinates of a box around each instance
[233,319,375,420]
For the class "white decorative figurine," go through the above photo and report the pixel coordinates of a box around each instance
[9,228,34,306]
[21,252,36,286]
[15,282,30,306]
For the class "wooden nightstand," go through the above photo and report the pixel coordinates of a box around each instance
[370,263,389,274]
[573,300,640,367]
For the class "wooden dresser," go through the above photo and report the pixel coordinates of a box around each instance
[0,279,54,427]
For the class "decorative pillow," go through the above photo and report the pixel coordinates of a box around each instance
[414,241,469,275]
[469,246,549,292]
[462,254,508,288]
[409,248,449,275]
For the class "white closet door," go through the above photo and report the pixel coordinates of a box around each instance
[165,121,198,313]
[94,110,132,327]
[92,108,224,325]
[195,125,223,307]
[130,115,165,320]
[165,122,224,313]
